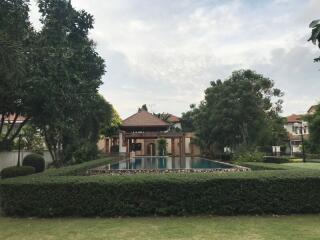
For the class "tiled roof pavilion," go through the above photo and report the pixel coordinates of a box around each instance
[121,110,169,131]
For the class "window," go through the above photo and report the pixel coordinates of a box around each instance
[131,143,142,151]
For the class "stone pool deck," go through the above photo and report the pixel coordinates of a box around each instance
[87,165,250,175]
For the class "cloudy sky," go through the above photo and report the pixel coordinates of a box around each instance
[29,0,320,119]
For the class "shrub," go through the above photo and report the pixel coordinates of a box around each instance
[263,156,290,164]
[211,153,233,161]
[2,167,320,217]
[1,166,35,179]
[22,154,45,173]
[157,138,167,156]
[233,151,264,163]
[306,153,320,160]
[73,142,99,164]
[110,145,119,153]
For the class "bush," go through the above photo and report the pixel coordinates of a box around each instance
[233,151,264,163]
[263,156,290,164]
[2,166,320,217]
[211,153,233,161]
[73,142,99,164]
[1,166,35,179]
[306,153,320,160]
[22,154,45,173]
[110,145,119,153]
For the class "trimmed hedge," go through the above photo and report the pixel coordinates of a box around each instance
[263,156,290,164]
[42,157,120,176]
[1,166,35,179]
[22,154,45,173]
[306,153,320,160]
[2,167,320,216]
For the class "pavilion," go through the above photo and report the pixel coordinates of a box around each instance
[99,110,200,156]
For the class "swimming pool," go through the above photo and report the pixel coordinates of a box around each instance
[110,156,233,170]
[87,156,249,175]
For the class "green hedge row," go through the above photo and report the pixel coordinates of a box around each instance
[1,166,35,179]
[263,156,290,164]
[1,168,320,217]
[42,157,119,177]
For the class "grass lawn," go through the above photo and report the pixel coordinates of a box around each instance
[283,162,320,170]
[1,215,320,240]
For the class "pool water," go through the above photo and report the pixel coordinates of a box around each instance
[110,156,234,170]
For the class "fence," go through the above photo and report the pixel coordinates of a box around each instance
[0,151,52,171]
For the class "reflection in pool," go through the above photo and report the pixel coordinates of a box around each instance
[110,156,234,170]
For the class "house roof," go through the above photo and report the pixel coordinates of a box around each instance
[121,110,169,128]
[167,114,181,123]
[307,105,318,114]
[1,114,26,123]
[286,114,303,123]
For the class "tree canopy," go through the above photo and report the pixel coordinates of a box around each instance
[189,70,284,155]
[0,0,34,149]
[309,19,320,62]
[0,0,114,166]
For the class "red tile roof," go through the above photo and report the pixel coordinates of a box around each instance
[307,105,318,114]
[286,114,303,123]
[167,114,181,123]
[122,110,169,127]
[1,114,27,122]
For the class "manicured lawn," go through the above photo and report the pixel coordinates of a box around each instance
[283,162,320,170]
[1,215,320,240]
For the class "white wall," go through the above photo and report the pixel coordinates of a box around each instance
[0,151,53,171]
[119,132,126,153]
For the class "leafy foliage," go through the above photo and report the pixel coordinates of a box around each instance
[0,0,34,149]
[157,138,167,156]
[189,70,284,155]
[263,156,290,164]
[2,165,320,216]
[233,150,264,164]
[181,104,198,132]
[22,153,45,173]
[1,166,35,179]
[101,107,122,137]
[308,19,320,62]
[29,0,106,166]
[17,125,45,154]
[304,104,320,153]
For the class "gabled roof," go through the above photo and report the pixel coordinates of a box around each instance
[307,105,318,114]
[167,114,181,123]
[0,114,26,123]
[121,110,169,127]
[286,114,303,123]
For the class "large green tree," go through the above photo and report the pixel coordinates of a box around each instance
[305,105,320,153]
[181,104,198,132]
[31,0,105,166]
[101,107,122,137]
[309,19,320,62]
[0,0,35,149]
[192,70,284,155]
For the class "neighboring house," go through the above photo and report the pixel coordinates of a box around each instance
[0,114,27,135]
[167,114,182,130]
[307,105,318,115]
[98,110,200,156]
[284,114,309,155]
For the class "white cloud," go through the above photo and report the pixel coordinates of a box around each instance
[29,0,320,117]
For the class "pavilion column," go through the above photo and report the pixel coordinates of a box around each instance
[134,139,137,153]
[181,134,186,158]
[126,138,130,154]
[190,137,194,156]
[171,138,175,156]
[105,138,109,154]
